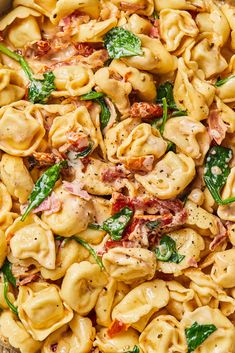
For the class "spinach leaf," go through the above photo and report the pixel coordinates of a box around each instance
[0,43,55,103]
[155,235,185,263]
[104,27,143,59]
[3,275,18,316]
[80,91,105,100]
[21,161,67,221]
[76,142,93,159]
[157,81,177,110]
[215,75,235,87]
[80,91,111,130]
[1,260,17,288]
[166,141,176,152]
[146,220,161,231]
[55,235,104,270]
[185,322,217,353]
[102,207,133,240]
[88,223,101,230]
[159,97,168,135]
[204,146,235,205]
[124,346,140,353]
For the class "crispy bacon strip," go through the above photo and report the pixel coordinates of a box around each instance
[107,319,128,338]
[19,274,39,286]
[130,102,163,119]
[59,131,89,153]
[124,155,154,172]
[101,165,130,182]
[149,20,160,39]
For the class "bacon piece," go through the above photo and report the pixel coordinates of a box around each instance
[59,131,89,153]
[130,102,163,119]
[124,155,154,172]
[108,320,128,338]
[19,274,39,286]
[209,219,227,251]
[33,192,61,216]
[149,20,160,39]
[188,257,198,268]
[101,165,130,183]
[32,152,57,167]
[25,40,51,58]
[62,180,91,200]
[208,105,227,145]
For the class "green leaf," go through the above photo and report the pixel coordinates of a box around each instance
[171,109,187,117]
[76,142,93,158]
[215,75,235,87]
[159,97,168,135]
[1,260,17,288]
[157,81,176,110]
[124,346,140,353]
[3,275,18,316]
[204,146,235,205]
[27,71,56,104]
[98,97,111,130]
[185,322,217,353]
[166,141,176,152]
[146,220,161,231]
[80,91,105,100]
[155,235,185,263]
[21,161,66,221]
[104,27,143,59]
[88,223,101,230]
[80,91,111,130]
[0,43,55,104]
[152,11,159,19]
[102,207,133,240]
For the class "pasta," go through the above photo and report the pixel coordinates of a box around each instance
[0,1,235,352]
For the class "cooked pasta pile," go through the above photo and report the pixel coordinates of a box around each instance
[0,0,235,352]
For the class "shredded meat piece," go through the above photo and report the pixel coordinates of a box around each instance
[101,165,130,182]
[19,274,39,286]
[130,102,163,119]
[33,192,62,215]
[62,180,91,200]
[149,20,161,38]
[25,40,51,58]
[209,218,227,251]
[208,104,227,145]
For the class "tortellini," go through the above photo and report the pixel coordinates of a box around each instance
[174,58,215,121]
[7,215,56,269]
[52,65,95,97]
[0,101,45,156]
[94,327,140,353]
[216,75,235,104]
[221,3,235,50]
[166,281,194,320]
[111,0,154,16]
[42,314,95,353]
[0,154,34,204]
[211,249,235,288]
[0,65,25,106]
[41,238,89,280]
[17,282,73,341]
[0,181,17,231]
[103,247,157,284]
[185,200,218,236]
[94,67,132,115]
[196,0,230,46]
[110,60,156,102]
[95,279,117,327]
[135,152,195,199]
[50,0,100,24]
[163,116,209,162]
[13,0,56,18]
[154,0,206,11]
[139,315,187,353]
[0,311,42,353]
[0,6,42,48]
[182,306,235,353]
[0,230,7,267]
[49,106,98,152]
[183,33,228,79]
[112,280,169,331]
[157,228,205,274]
[41,185,94,237]
[61,261,108,315]
[160,9,199,54]
[105,118,167,165]
[122,34,178,74]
